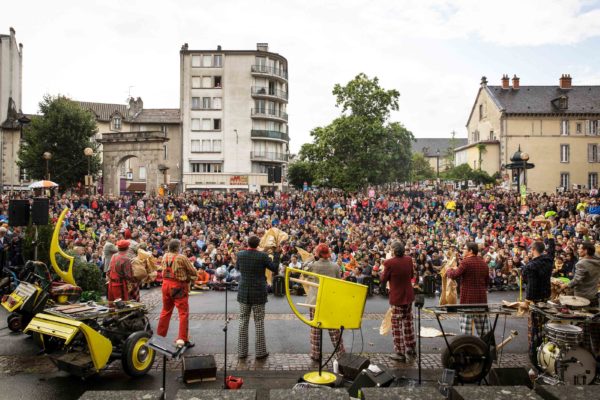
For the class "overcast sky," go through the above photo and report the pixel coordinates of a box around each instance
[4,0,600,152]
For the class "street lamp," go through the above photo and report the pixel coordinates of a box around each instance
[84,147,94,194]
[436,149,440,178]
[42,151,52,180]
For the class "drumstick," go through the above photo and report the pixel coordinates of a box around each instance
[496,330,518,351]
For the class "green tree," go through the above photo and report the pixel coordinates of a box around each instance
[445,130,459,168]
[442,163,473,181]
[410,153,435,181]
[301,74,413,191]
[287,159,316,189]
[18,95,100,188]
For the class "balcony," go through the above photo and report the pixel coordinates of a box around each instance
[251,86,288,102]
[250,152,289,162]
[251,65,288,81]
[251,129,289,142]
[251,108,288,122]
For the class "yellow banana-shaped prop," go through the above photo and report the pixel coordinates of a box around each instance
[50,208,76,285]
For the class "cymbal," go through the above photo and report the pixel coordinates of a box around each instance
[559,295,591,307]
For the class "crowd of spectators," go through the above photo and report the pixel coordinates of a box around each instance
[0,187,597,295]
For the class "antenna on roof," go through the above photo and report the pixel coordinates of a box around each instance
[126,86,135,103]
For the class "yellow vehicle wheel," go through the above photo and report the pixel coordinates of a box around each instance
[122,331,155,377]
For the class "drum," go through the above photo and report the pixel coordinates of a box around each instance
[544,323,582,348]
[537,342,596,385]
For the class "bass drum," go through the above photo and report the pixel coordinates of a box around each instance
[538,342,596,385]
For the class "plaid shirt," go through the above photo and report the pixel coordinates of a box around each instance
[446,255,489,304]
[162,253,197,282]
[236,249,279,305]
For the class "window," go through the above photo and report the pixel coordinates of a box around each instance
[163,144,168,160]
[192,76,201,88]
[213,55,222,67]
[202,118,211,130]
[214,76,222,88]
[191,162,201,173]
[560,144,570,163]
[479,104,486,120]
[139,167,147,180]
[560,172,570,189]
[256,56,267,67]
[267,101,276,115]
[202,97,211,109]
[576,122,583,134]
[589,173,598,189]
[213,119,221,130]
[212,163,222,173]
[191,118,201,131]
[191,163,222,173]
[589,120,599,136]
[202,139,211,152]
[191,97,200,109]
[19,167,29,182]
[561,120,569,136]
[113,116,122,130]
[255,100,266,113]
[489,130,495,140]
[202,76,212,88]
[202,55,212,67]
[589,144,598,163]
[213,139,222,152]
[191,55,201,67]
[212,97,222,109]
[472,131,480,143]
[191,140,201,152]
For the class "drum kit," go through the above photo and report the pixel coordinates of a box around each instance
[536,295,598,385]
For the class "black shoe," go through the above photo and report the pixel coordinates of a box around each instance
[406,348,417,358]
[255,352,269,360]
[389,353,406,362]
[238,354,248,360]
[185,341,195,348]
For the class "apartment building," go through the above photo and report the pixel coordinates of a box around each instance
[180,43,289,191]
[459,74,600,193]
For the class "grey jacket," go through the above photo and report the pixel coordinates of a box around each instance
[103,242,118,273]
[306,259,340,305]
[568,256,600,301]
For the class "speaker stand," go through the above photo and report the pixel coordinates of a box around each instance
[303,328,337,385]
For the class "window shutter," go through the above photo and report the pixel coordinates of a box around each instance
[589,144,595,162]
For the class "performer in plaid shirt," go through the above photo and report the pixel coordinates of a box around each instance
[447,242,490,336]
[382,241,416,363]
[236,235,280,360]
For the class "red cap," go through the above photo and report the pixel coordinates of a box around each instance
[315,243,331,259]
[117,240,130,250]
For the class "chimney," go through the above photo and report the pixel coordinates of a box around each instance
[217,45,222,51]
[559,74,572,90]
[480,76,488,87]
[257,43,269,52]
[501,74,510,89]
[9,27,15,36]
[181,43,188,51]
[512,75,520,90]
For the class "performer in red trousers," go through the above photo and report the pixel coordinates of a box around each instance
[107,240,133,301]
[157,239,197,347]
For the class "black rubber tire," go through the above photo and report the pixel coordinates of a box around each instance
[441,334,492,383]
[122,331,155,377]
[7,313,23,332]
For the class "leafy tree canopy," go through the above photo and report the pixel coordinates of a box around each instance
[18,95,101,188]
[442,163,496,185]
[410,153,436,182]
[287,160,316,189]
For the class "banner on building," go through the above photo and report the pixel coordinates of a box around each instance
[230,175,249,185]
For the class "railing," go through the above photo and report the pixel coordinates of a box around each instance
[251,65,288,80]
[251,86,288,101]
[251,129,289,141]
[250,152,289,162]
[251,108,288,121]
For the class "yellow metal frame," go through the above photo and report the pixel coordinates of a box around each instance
[25,313,112,371]
[50,208,76,286]
[284,267,367,330]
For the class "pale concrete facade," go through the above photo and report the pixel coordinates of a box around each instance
[180,43,289,191]
[462,75,600,193]
[0,27,26,191]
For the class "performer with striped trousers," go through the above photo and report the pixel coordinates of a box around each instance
[382,241,416,363]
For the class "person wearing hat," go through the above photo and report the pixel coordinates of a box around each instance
[305,243,346,361]
[107,240,134,301]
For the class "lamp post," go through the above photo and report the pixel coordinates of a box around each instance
[436,149,440,178]
[42,151,52,180]
[84,147,94,194]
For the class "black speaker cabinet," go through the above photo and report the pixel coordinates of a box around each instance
[182,355,216,384]
[348,367,394,398]
[489,367,532,389]
[8,199,30,227]
[337,353,370,380]
[32,198,49,225]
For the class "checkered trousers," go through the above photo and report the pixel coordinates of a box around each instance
[238,303,267,358]
[391,304,416,355]
[309,309,345,360]
[459,314,490,336]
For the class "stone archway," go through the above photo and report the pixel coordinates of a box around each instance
[99,131,169,195]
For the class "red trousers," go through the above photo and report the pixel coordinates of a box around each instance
[157,279,190,342]
[107,282,128,301]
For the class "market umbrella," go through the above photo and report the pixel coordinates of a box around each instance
[28,180,58,189]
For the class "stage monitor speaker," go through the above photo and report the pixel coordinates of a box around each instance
[182,355,217,384]
[348,366,394,398]
[267,167,275,183]
[32,198,49,225]
[274,166,282,183]
[8,199,30,227]
[337,353,370,380]
[489,367,532,389]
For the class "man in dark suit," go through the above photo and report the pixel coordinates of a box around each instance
[236,235,280,360]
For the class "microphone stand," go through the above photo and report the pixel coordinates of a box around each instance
[415,293,425,385]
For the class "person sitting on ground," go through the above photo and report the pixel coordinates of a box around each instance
[194,266,211,290]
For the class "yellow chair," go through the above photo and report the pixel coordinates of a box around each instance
[285,266,368,384]
[50,208,76,286]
